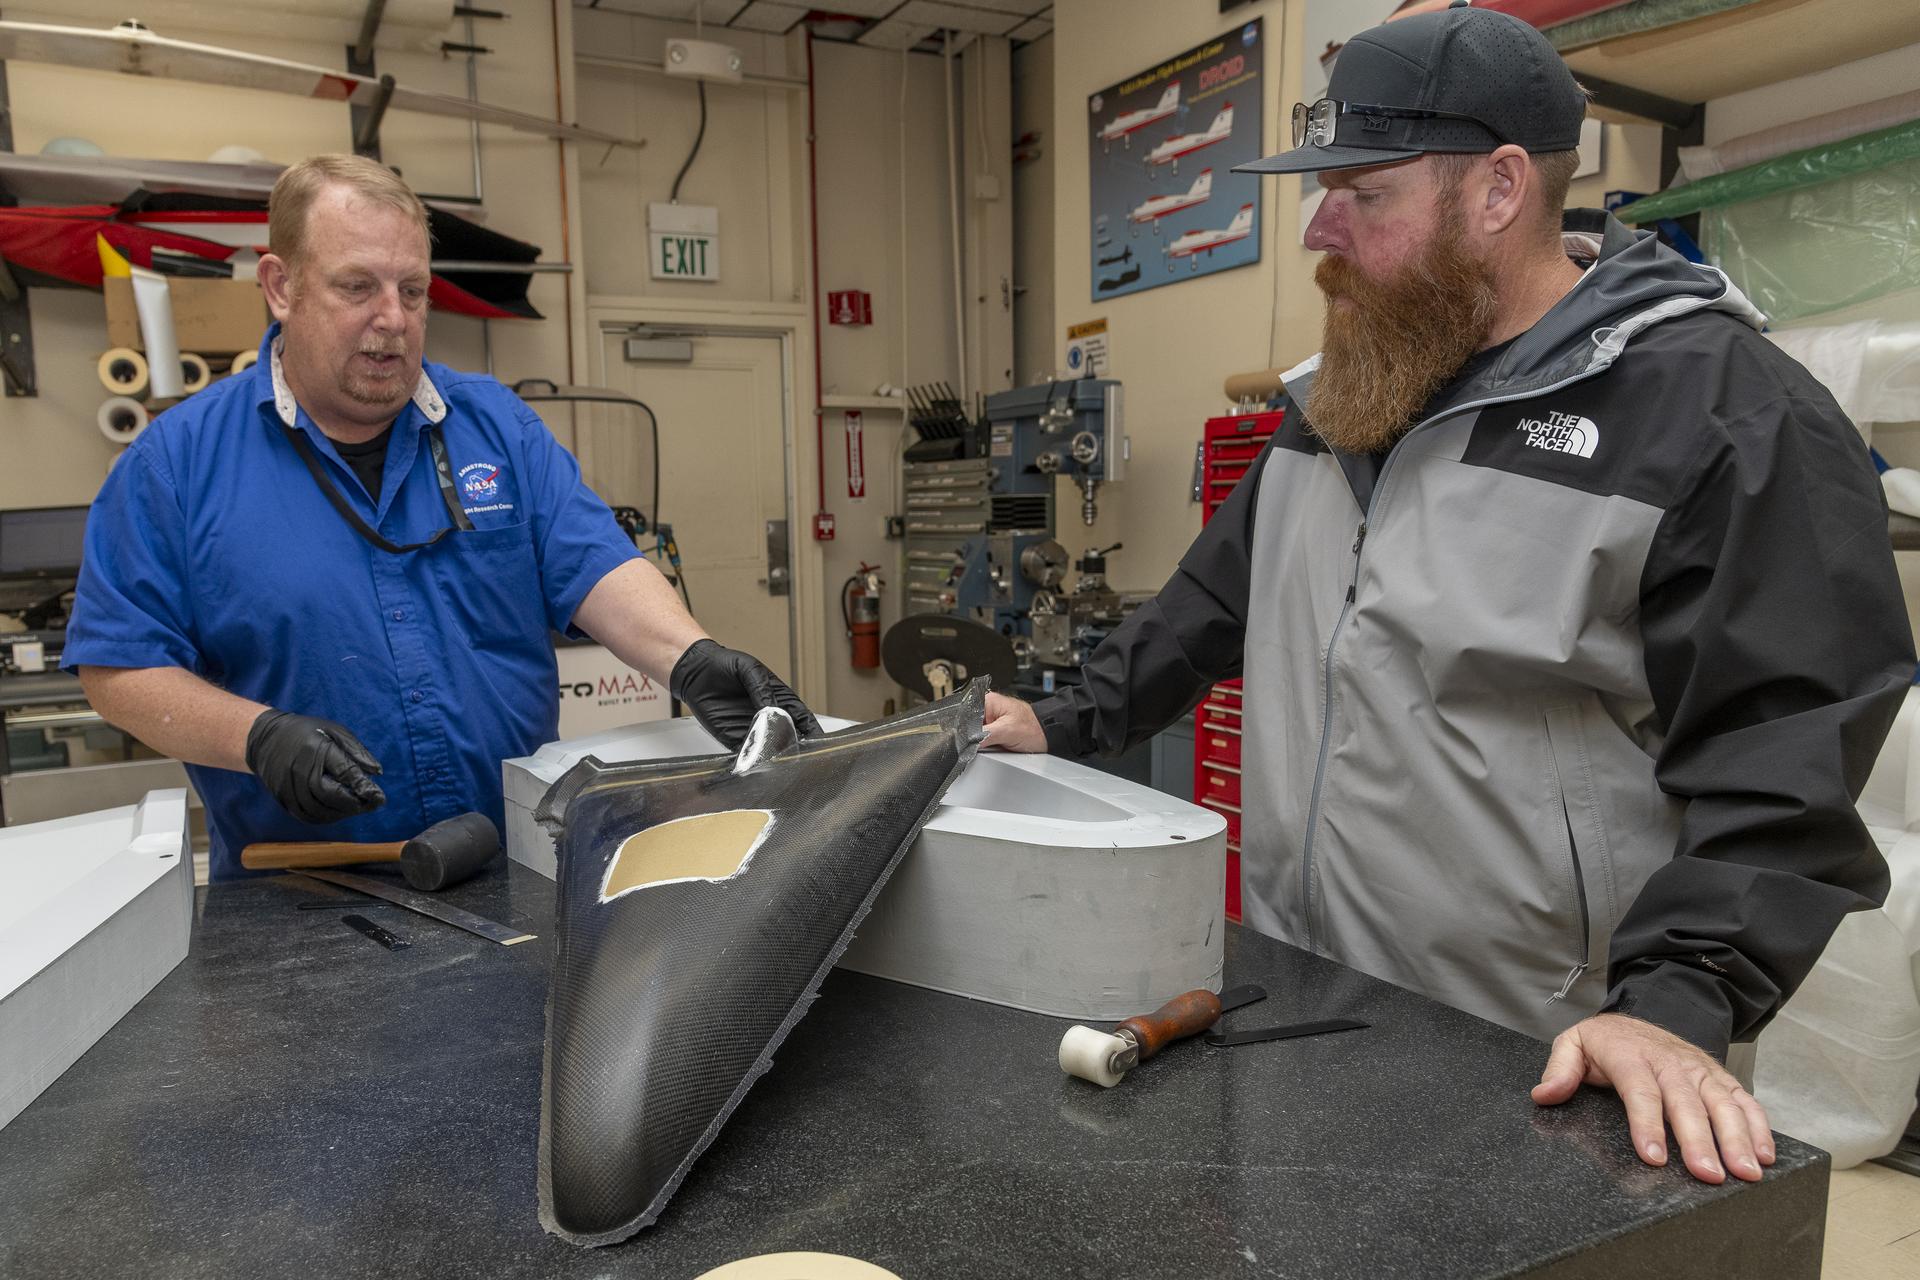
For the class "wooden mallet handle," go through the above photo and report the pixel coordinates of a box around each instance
[240,841,407,871]
[1114,989,1225,1062]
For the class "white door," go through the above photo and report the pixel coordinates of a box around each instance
[584,330,795,684]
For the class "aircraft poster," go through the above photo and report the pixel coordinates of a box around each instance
[1087,19,1264,302]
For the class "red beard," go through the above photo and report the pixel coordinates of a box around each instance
[1306,209,1499,454]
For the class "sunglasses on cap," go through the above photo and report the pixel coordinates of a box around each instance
[1291,97,1509,149]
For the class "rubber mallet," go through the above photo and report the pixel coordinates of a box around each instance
[241,812,500,892]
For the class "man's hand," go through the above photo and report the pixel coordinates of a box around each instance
[1531,1013,1774,1184]
[982,691,1046,752]
[670,639,821,751]
[245,710,387,825]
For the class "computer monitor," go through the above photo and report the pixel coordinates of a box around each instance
[0,506,89,578]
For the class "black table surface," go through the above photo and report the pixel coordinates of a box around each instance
[0,863,1827,1279]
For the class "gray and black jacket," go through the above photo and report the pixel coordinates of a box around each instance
[1034,210,1914,1057]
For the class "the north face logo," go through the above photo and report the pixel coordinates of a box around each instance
[1515,410,1599,458]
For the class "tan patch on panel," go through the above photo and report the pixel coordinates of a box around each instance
[600,809,773,900]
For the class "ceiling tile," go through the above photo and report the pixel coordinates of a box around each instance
[575,0,674,16]
[802,0,904,17]
[857,18,938,49]
[895,0,1026,35]
[728,0,807,32]
[576,0,749,22]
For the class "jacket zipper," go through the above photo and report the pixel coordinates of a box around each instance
[1549,803,1591,1003]
[1290,361,1630,953]
[1297,516,1366,947]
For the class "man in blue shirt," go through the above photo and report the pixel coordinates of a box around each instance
[66,154,813,880]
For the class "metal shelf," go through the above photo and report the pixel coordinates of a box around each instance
[1555,0,1919,126]
[821,394,909,412]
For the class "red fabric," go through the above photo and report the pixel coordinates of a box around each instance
[1473,0,1640,30]
[428,275,535,322]
[120,209,268,227]
[1,204,536,319]
[0,207,234,286]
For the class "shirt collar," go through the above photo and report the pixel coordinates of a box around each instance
[257,322,448,429]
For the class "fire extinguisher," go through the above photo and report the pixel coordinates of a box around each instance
[842,562,883,669]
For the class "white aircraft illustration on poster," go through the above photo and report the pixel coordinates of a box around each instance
[1128,168,1211,236]
[1098,83,1180,152]
[1145,103,1233,176]
[1165,204,1254,270]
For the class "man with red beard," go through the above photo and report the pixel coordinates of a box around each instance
[66,155,815,881]
[986,3,1912,1186]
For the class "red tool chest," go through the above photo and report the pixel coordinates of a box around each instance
[1195,409,1281,922]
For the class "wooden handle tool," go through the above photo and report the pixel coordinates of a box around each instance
[1058,984,1267,1087]
[241,841,405,871]
[241,813,499,891]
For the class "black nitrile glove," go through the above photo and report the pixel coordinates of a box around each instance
[670,639,822,751]
[245,709,387,825]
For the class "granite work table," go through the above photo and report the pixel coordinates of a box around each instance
[0,863,1826,1278]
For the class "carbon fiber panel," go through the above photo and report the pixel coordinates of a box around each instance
[534,683,986,1246]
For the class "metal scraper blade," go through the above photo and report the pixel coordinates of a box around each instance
[1217,983,1266,1014]
[292,869,535,946]
[1204,1017,1369,1047]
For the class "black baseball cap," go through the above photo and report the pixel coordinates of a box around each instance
[1235,1,1586,176]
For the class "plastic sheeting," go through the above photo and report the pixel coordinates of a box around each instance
[533,687,985,1246]
[1620,119,1920,227]
[1754,686,1920,1169]
[1702,152,1920,324]
[1767,305,1920,431]
[1680,90,1920,183]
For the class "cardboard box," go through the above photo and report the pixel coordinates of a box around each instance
[103,276,268,356]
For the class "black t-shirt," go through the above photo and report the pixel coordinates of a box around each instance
[333,426,395,503]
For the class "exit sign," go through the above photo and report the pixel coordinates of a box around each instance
[648,203,720,282]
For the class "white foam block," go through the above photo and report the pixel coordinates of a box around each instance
[0,790,192,1131]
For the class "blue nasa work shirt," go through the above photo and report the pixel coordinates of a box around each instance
[65,325,638,879]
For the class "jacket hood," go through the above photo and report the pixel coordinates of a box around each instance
[1282,209,1766,413]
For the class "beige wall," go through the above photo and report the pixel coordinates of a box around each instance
[1,0,585,507]
[568,11,980,719]
[1012,34,1055,387]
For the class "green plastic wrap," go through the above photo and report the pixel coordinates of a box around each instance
[1704,155,1920,323]
[1618,119,1920,225]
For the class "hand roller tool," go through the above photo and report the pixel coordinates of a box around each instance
[1058,984,1267,1087]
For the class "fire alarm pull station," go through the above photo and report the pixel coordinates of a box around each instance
[813,512,836,541]
[827,291,873,326]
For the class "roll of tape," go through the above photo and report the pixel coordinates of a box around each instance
[97,347,150,398]
[178,352,213,394]
[696,1255,903,1280]
[97,396,149,445]
[228,348,259,376]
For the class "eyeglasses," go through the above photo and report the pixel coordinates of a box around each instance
[1291,98,1508,149]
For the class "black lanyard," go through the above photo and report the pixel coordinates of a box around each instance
[281,421,475,554]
